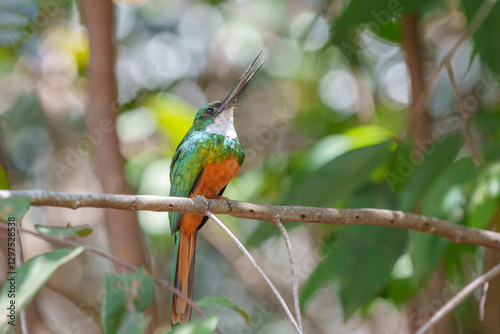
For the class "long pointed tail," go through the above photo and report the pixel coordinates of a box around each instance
[171,231,197,325]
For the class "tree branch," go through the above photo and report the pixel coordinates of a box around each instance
[402,12,431,145]
[1,190,500,251]
[415,261,500,334]
[445,60,485,166]
[205,211,301,333]
[412,0,498,128]
[80,0,147,272]
[273,216,303,332]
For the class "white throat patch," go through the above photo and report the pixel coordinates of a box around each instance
[205,106,238,139]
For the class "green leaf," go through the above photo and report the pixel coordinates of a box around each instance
[421,158,477,221]
[461,0,500,74]
[0,196,30,222]
[286,141,393,207]
[468,162,500,228]
[385,277,412,307]
[410,232,448,288]
[398,134,463,212]
[299,256,334,313]
[247,142,393,247]
[331,225,408,319]
[0,247,84,331]
[331,0,442,62]
[34,223,93,238]
[165,315,218,334]
[0,165,9,189]
[196,297,250,324]
[102,267,155,334]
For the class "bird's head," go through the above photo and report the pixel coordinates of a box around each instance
[191,52,264,137]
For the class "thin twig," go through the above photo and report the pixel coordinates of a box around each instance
[273,216,303,332]
[445,60,485,165]
[415,261,500,334]
[479,282,489,321]
[0,222,224,334]
[205,211,302,334]
[2,190,500,250]
[412,0,498,129]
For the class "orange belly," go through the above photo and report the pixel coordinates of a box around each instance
[179,156,241,234]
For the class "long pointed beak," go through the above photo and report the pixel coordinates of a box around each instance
[217,51,265,113]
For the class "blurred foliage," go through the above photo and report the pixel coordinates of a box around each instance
[196,297,250,324]
[0,247,84,332]
[0,165,9,189]
[0,196,30,221]
[165,315,218,334]
[101,267,155,334]
[34,223,93,238]
[1,0,500,332]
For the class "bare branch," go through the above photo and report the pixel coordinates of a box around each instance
[413,0,498,128]
[1,190,500,250]
[402,13,431,145]
[479,282,488,321]
[0,222,217,331]
[205,211,302,334]
[416,261,500,334]
[445,60,485,165]
[273,216,303,332]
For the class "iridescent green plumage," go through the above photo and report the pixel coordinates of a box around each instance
[168,53,263,325]
[169,102,244,233]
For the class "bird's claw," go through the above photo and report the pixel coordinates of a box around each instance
[195,195,210,212]
[212,195,233,212]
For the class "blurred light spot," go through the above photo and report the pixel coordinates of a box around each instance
[138,210,170,235]
[319,70,358,114]
[179,4,223,51]
[41,51,77,87]
[116,4,136,40]
[380,62,409,108]
[360,30,400,59]
[392,253,413,279]
[116,107,157,143]
[437,38,480,92]
[116,47,147,104]
[138,158,171,234]
[220,22,264,65]
[488,179,499,197]
[290,13,329,51]
[171,80,206,108]
[430,38,480,117]
[146,32,192,82]
[444,186,465,220]
[267,38,301,78]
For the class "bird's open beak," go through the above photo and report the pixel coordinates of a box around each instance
[217,51,265,114]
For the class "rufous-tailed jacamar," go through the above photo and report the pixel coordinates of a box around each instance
[169,53,264,325]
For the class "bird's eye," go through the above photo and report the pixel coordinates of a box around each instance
[206,107,214,115]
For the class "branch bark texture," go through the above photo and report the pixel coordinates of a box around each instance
[2,190,500,250]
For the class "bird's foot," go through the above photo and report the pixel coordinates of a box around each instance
[211,195,233,212]
[194,195,210,212]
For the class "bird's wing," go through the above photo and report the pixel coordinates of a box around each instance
[169,138,206,234]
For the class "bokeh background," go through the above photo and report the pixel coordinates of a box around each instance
[1,0,500,333]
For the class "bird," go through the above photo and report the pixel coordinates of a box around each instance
[169,52,264,325]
